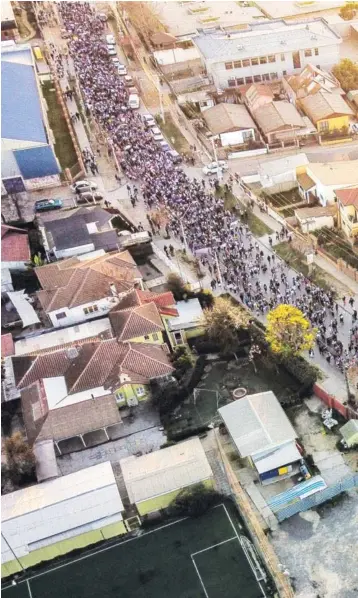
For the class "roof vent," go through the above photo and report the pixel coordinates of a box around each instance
[110,283,118,297]
[67,347,79,360]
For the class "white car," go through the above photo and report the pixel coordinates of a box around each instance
[142,114,155,127]
[111,57,120,66]
[124,74,134,86]
[151,127,164,141]
[106,34,115,45]
[71,180,98,193]
[117,64,127,76]
[107,44,116,56]
[202,160,229,176]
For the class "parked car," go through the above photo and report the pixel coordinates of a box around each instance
[128,94,140,109]
[97,12,108,22]
[35,199,63,212]
[128,86,138,95]
[159,141,170,152]
[124,74,134,86]
[142,113,156,127]
[202,160,229,176]
[71,180,98,193]
[151,126,164,141]
[107,44,116,56]
[77,192,104,204]
[168,150,182,164]
[111,57,120,66]
[117,64,127,76]
[105,34,115,45]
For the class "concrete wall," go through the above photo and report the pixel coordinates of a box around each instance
[49,296,119,328]
[1,260,28,271]
[54,243,95,260]
[220,129,255,147]
[298,214,334,233]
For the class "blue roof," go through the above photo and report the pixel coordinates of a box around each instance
[1,61,47,144]
[14,146,60,180]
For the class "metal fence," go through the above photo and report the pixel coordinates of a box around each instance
[272,474,358,522]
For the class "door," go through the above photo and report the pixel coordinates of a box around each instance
[292,51,301,69]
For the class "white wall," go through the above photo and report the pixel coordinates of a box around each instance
[2,260,28,271]
[49,296,120,328]
[220,129,254,147]
[54,243,95,260]
[298,215,334,233]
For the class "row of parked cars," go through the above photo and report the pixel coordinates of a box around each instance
[106,34,140,110]
[142,114,182,164]
[34,181,101,212]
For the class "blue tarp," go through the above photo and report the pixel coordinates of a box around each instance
[14,146,60,180]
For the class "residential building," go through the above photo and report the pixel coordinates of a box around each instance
[258,153,309,192]
[166,298,205,347]
[35,250,142,328]
[256,1,345,20]
[252,101,307,144]
[203,103,258,147]
[295,205,337,233]
[1,333,14,358]
[299,92,354,135]
[1,290,40,331]
[1,1,18,41]
[120,438,213,515]
[1,224,31,292]
[153,46,204,78]
[193,19,341,91]
[177,90,215,112]
[241,83,274,113]
[300,161,358,206]
[1,43,60,194]
[283,63,344,105]
[335,187,358,240]
[219,391,302,485]
[1,462,125,578]
[38,207,120,260]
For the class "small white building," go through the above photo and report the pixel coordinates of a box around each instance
[167,298,204,346]
[258,153,309,191]
[295,205,337,233]
[203,103,258,147]
[303,160,358,206]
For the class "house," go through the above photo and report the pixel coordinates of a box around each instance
[38,207,120,260]
[177,90,215,113]
[1,290,40,331]
[241,83,274,113]
[35,250,143,328]
[1,462,125,578]
[335,187,358,240]
[1,225,31,292]
[301,161,358,206]
[150,31,176,49]
[166,298,205,347]
[193,19,341,91]
[203,103,258,147]
[299,91,354,136]
[1,333,14,358]
[11,338,173,449]
[295,205,337,233]
[283,63,344,105]
[1,43,60,194]
[153,46,204,78]
[340,419,358,448]
[120,438,213,515]
[252,101,307,144]
[219,391,302,485]
[258,153,308,192]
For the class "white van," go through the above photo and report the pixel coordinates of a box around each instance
[128,94,140,109]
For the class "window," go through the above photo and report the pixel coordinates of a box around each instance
[56,312,67,320]
[270,72,278,80]
[136,386,145,397]
[84,305,98,315]
[228,78,236,87]
[174,331,183,344]
[115,391,125,403]
[253,74,262,82]
[242,59,250,67]
[319,120,329,132]
[314,48,319,56]
[233,60,242,69]
[243,130,253,141]
[281,53,285,61]
[245,76,253,84]
[282,70,287,76]
[144,334,150,340]
[268,55,275,63]
[259,56,267,64]
[152,333,159,341]
[304,49,312,57]
[236,77,244,85]
[251,57,259,66]
[225,62,233,70]
[262,73,270,81]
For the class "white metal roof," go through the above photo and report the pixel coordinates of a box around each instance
[259,153,308,178]
[120,438,213,504]
[218,391,297,457]
[252,440,301,474]
[168,298,203,331]
[1,462,123,563]
[7,290,40,327]
[33,439,59,482]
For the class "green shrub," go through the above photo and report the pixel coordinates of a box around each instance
[168,483,222,517]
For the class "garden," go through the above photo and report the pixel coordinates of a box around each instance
[313,227,358,270]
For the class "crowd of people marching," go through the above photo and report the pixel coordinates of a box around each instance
[58,2,357,377]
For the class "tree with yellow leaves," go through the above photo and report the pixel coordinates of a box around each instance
[201,296,250,354]
[265,304,317,357]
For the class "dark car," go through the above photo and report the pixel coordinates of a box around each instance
[76,192,104,204]
[34,199,63,212]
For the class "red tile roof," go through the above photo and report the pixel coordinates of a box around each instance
[335,188,358,210]
[109,302,165,341]
[1,334,14,358]
[1,225,30,263]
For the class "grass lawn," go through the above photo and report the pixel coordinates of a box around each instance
[2,503,264,598]
[155,113,190,154]
[274,242,336,293]
[41,81,78,170]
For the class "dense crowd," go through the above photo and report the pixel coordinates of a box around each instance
[59,2,357,376]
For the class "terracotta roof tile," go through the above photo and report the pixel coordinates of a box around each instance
[1,334,14,358]
[1,225,30,263]
[13,351,70,389]
[335,187,358,210]
[110,302,164,341]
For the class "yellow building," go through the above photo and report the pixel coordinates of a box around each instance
[120,438,214,516]
[299,91,354,136]
[1,462,126,578]
[335,187,358,240]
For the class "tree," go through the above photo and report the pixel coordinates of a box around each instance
[150,378,187,416]
[201,297,250,354]
[332,59,358,92]
[166,273,188,300]
[4,433,36,483]
[169,483,222,518]
[265,305,317,357]
[171,345,194,379]
[339,2,358,20]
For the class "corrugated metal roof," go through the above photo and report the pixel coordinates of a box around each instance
[1,462,124,562]
[252,441,301,474]
[7,291,40,327]
[14,146,60,180]
[120,438,213,504]
[253,101,306,133]
[267,475,327,513]
[203,103,257,135]
[300,91,354,123]
[219,391,297,457]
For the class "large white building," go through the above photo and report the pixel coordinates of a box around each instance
[193,18,341,91]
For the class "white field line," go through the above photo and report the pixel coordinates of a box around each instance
[191,555,209,598]
[191,536,237,557]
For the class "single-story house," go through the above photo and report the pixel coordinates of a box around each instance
[203,103,258,147]
[283,64,344,105]
[120,438,213,515]
[166,298,205,347]
[301,160,358,206]
[150,31,176,49]
[153,46,203,77]
[295,205,337,233]
[253,101,307,144]
[241,83,274,113]
[1,462,125,578]
[1,225,31,292]
[177,90,215,112]
[335,187,358,240]
[258,153,308,191]
[299,91,354,135]
[219,391,302,485]
[340,419,358,448]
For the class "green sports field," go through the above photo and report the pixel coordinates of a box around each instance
[3,503,267,598]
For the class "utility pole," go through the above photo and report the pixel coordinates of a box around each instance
[1,532,25,573]
[214,250,223,287]
[210,137,222,182]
